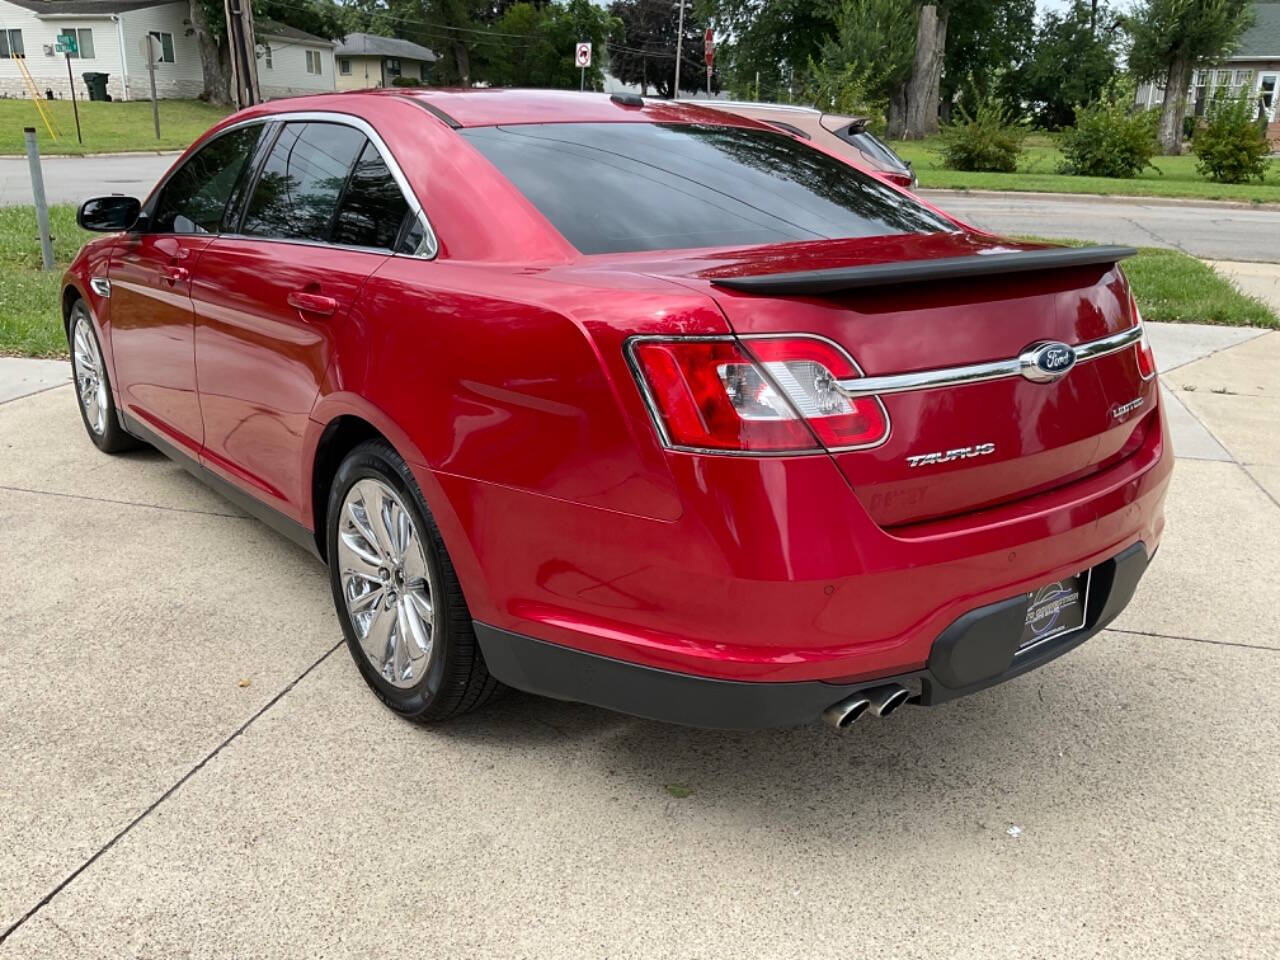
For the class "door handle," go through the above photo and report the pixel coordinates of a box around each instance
[162,265,189,283]
[287,291,338,317]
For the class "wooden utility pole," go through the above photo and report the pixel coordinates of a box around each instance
[223,0,260,109]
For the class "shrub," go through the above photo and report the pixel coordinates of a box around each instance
[390,76,422,88]
[1058,97,1158,178]
[1193,93,1272,184]
[939,102,1024,173]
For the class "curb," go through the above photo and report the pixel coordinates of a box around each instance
[917,188,1280,211]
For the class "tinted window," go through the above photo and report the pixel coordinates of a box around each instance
[332,142,410,250]
[838,128,910,173]
[460,123,952,255]
[152,125,262,234]
[243,122,365,242]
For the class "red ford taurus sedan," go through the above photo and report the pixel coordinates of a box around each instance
[64,89,1170,729]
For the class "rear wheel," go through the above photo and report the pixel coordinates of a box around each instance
[68,300,138,454]
[326,439,503,721]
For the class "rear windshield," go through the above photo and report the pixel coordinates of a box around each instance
[459,122,953,255]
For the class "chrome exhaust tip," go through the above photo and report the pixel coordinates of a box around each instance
[823,693,872,730]
[868,684,911,718]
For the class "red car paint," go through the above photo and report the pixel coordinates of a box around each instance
[64,90,1170,701]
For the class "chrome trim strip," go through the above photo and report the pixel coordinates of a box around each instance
[89,276,111,298]
[622,333,891,457]
[835,325,1144,400]
[141,110,438,260]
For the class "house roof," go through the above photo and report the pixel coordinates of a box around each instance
[1231,2,1280,59]
[4,0,167,14]
[255,18,336,48]
[335,32,437,63]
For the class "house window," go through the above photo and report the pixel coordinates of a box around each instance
[338,57,351,76]
[263,43,272,69]
[306,49,322,75]
[149,31,175,63]
[0,28,24,58]
[385,58,401,77]
[59,28,95,59]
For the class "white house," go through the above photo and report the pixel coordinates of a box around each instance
[0,0,335,103]
[1134,1,1279,148]
[254,18,336,100]
[0,0,202,101]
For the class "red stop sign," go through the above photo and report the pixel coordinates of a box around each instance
[704,28,714,67]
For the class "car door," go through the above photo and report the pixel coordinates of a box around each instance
[109,124,265,453]
[192,119,428,524]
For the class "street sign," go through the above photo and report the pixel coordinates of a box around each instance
[704,27,713,67]
[139,33,163,66]
[575,42,592,68]
[55,34,77,55]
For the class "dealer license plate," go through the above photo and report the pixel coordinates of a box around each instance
[1017,572,1090,655]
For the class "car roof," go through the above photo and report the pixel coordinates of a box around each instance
[354,88,778,130]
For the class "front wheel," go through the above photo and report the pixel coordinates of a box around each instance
[68,300,138,454]
[326,439,504,722]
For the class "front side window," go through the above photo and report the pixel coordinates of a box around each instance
[242,122,365,242]
[151,124,262,234]
[332,142,411,250]
[0,29,24,58]
[149,31,175,63]
[461,122,953,255]
[263,43,272,69]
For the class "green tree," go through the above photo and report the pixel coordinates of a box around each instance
[1127,0,1254,155]
[695,0,836,102]
[807,0,915,119]
[487,0,619,89]
[610,0,717,97]
[1024,0,1119,129]
[942,0,1035,124]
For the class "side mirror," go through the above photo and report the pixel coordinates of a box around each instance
[77,195,142,232]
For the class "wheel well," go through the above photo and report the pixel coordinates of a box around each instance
[310,415,386,561]
[62,285,82,338]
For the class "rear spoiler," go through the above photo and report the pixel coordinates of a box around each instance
[710,245,1138,296]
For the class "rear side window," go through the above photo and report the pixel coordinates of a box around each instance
[332,142,410,250]
[243,122,366,242]
[460,122,952,255]
[152,124,262,234]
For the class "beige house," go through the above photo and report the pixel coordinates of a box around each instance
[335,32,435,90]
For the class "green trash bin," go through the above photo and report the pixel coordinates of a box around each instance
[81,72,110,102]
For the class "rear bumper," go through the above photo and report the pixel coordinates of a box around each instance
[476,541,1150,729]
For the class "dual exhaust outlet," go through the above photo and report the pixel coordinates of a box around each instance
[822,684,913,730]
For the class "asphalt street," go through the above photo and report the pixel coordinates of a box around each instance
[925,189,1280,262]
[2,150,1278,261]
[1,324,1278,958]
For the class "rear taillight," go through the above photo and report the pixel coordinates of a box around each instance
[628,336,889,454]
[1131,294,1156,380]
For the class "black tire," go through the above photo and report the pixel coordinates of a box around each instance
[67,299,139,454]
[326,439,504,722]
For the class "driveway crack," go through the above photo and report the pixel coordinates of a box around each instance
[1109,626,1280,653]
[0,641,343,947]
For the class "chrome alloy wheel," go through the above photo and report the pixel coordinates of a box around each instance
[71,313,108,436]
[337,478,436,688]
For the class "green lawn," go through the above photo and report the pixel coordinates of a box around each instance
[0,205,90,357]
[0,99,230,156]
[891,134,1280,204]
[1,206,1274,359]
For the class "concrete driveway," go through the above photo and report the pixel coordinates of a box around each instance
[1,325,1278,958]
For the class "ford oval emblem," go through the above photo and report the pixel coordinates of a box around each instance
[1020,341,1077,383]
